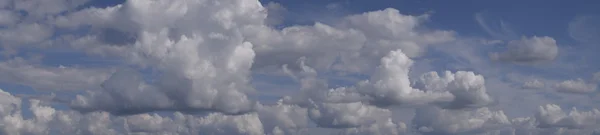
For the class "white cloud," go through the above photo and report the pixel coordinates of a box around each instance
[0,88,267,135]
[413,107,511,135]
[536,104,600,129]
[0,89,21,117]
[1,0,597,134]
[555,79,597,94]
[357,50,454,106]
[257,102,309,134]
[308,102,391,128]
[490,36,559,64]
[0,57,112,91]
[414,71,494,109]
[70,0,266,115]
[248,8,455,73]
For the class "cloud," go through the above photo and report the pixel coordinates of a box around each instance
[256,102,309,134]
[248,8,455,73]
[412,106,511,135]
[568,16,600,45]
[1,0,598,134]
[490,36,559,64]
[555,79,597,94]
[0,57,113,91]
[69,0,265,115]
[264,2,288,26]
[593,72,600,83]
[474,12,518,40]
[414,71,494,109]
[523,79,545,90]
[342,118,407,135]
[0,88,267,135]
[536,104,600,129]
[0,88,21,116]
[308,102,391,128]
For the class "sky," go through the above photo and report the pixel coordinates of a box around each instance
[0,0,599,135]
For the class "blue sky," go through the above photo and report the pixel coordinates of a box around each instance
[1,0,600,134]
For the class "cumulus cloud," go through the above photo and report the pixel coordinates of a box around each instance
[308,102,391,128]
[256,101,309,134]
[490,36,559,64]
[248,8,455,73]
[536,104,600,129]
[555,79,597,94]
[282,49,494,111]
[413,107,511,135]
[69,0,265,115]
[414,71,494,109]
[0,88,266,135]
[1,0,596,134]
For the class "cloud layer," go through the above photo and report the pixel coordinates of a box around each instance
[0,0,597,135]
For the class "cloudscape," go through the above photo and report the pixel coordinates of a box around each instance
[0,0,599,135]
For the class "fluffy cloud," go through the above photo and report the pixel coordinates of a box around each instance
[1,0,596,135]
[357,49,493,108]
[490,36,559,64]
[356,50,454,106]
[555,79,597,94]
[69,0,265,115]
[414,71,494,109]
[0,88,266,135]
[248,8,454,73]
[256,102,309,134]
[308,102,391,128]
[536,104,600,129]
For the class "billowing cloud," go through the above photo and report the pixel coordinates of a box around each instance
[536,104,600,129]
[282,49,493,110]
[69,0,265,115]
[0,88,266,135]
[248,8,455,73]
[0,0,597,134]
[490,36,559,64]
[256,101,309,134]
[414,71,494,109]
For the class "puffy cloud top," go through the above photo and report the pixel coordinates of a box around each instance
[0,0,595,134]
